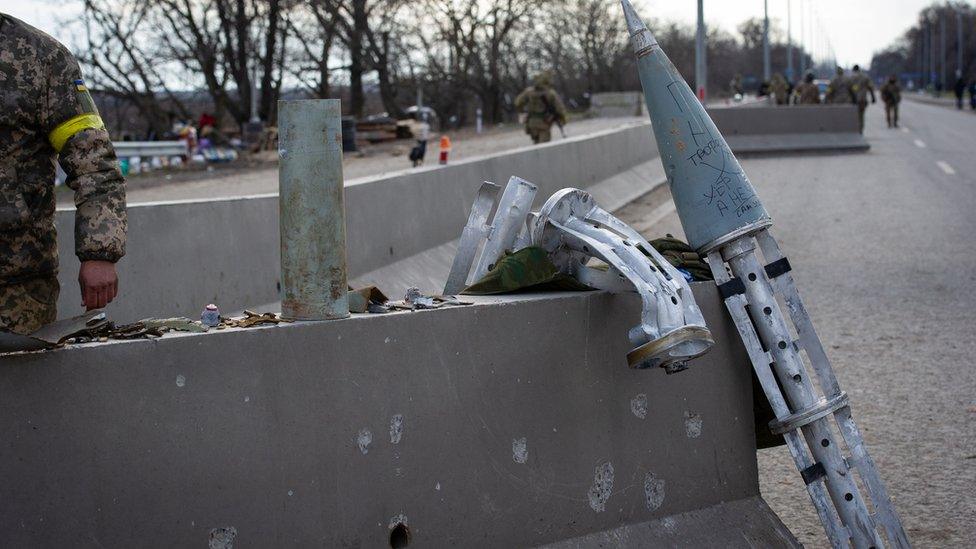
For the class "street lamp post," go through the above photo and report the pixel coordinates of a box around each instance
[695,0,707,100]
[941,13,947,90]
[957,10,964,79]
[799,0,806,75]
[787,0,794,81]
[763,0,771,82]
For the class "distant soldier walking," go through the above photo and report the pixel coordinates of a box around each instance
[880,75,902,129]
[0,14,127,333]
[770,73,789,106]
[825,66,851,105]
[848,65,876,134]
[514,72,568,144]
[953,74,966,110]
[792,72,821,105]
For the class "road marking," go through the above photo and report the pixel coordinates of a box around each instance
[936,161,956,175]
[900,127,910,133]
[914,139,926,148]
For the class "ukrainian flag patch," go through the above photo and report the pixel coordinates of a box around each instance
[74,79,87,92]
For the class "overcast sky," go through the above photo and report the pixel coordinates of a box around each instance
[0,0,957,67]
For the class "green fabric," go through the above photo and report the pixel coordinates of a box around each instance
[649,235,713,281]
[462,246,593,295]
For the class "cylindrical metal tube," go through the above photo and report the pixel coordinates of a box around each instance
[723,238,881,549]
[278,99,350,321]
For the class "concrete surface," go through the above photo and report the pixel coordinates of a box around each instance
[617,98,976,548]
[54,122,662,322]
[0,287,797,548]
[708,105,869,154]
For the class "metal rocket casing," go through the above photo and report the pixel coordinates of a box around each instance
[621,0,771,253]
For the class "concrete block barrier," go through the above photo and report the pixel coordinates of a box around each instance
[0,286,798,547]
[707,105,870,154]
[54,123,662,322]
[590,92,644,118]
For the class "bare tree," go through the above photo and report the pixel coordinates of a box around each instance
[287,1,342,98]
[152,0,291,127]
[77,0,190,137]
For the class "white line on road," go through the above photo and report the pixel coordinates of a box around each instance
[936,161,956,175]
[914,139,927,148]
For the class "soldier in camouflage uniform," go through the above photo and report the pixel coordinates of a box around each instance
[792,72,821,105]
[848,64,876,134]
[770,73,789,105]
[514,72,568,144]
[880,75,901,129]
[0,14,127,334]
[825,66,852,105]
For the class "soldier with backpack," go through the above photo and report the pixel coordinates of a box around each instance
[514,72,568,144]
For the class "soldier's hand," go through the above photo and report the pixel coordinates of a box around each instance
[79,260,119,310]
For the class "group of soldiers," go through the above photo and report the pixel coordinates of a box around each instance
[744,65,898,134]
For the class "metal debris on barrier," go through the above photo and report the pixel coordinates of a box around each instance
[389,289,471,312]
[446,177,714,374]
[217,311,292,329]
[404,287,435,309]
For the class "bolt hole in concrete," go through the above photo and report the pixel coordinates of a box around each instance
[763,306,772,315]
[821,438,830,447]
[793,374,802,383]
[671,296,678,305]
[390,523,411,548]
[778,341,787,349]
[845,493,854,501]
[748,273,757,281]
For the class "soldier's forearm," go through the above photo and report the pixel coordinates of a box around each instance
[60,128,127,262]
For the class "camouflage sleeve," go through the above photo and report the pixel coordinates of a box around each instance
[549,91,568,124]
[44,45,127,263]
[514,89,528,111]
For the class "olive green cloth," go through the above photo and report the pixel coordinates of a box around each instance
[462,246,593,295]
[649,235,713,281]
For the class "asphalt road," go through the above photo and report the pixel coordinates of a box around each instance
[623,99,976,547]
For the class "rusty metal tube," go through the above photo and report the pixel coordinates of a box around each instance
[278,99,350,320]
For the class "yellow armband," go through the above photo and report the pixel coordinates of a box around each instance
[48,113,106,153]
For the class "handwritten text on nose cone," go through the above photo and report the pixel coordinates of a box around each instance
[621,0,771,253]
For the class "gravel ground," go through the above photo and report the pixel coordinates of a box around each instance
[107,116,645,205]
[616,100,976,547]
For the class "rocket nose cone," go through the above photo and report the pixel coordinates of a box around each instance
[620,0,647,34]
[620,0,658,55]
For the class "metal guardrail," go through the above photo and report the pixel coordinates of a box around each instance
[112,141,188,158]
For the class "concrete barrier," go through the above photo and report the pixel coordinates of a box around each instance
[590,92,644,118]
[0,287,798,547]
[707,105,870,154]
[50,105,866,323]
[55,123,663,322]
